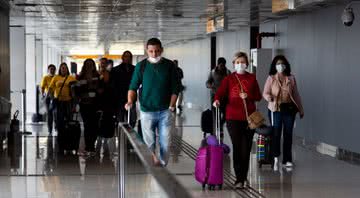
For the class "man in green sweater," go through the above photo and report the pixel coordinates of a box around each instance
[125,38,179,167]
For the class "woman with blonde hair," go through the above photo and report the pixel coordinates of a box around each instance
[213,52,262,188]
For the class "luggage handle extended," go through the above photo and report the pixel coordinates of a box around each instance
[215,106,221,145]
[127,108,131,125]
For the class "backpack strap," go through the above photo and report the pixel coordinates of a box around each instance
[139,59,147,82]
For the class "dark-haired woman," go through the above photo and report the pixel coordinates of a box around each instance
[40,64,57,134]
[48,63,77,153]
[263,55,304,171]
[73,59,102,156]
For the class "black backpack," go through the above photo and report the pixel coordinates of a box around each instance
[201,109,213,137]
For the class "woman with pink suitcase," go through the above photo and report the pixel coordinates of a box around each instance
[213,52,262,188]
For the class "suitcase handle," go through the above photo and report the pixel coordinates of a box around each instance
[127,109,131,125]
[215,107,221,145]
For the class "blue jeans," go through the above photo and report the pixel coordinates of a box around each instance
[269,110,296,164]
[140,109,174,166]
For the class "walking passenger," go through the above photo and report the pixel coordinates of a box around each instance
[125,38,179,167]
[73,59,101,156]
[173,60,185,114]
[48,63,77,153]
[111,51,136,127]
[263,55,304,171]
[206,57,231,136]
[213,52,262,188]
[97,57,117,139]
[40,64,57,134]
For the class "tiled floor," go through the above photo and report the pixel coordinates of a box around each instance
[1,108,360,198]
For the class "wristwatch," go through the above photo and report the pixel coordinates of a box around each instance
[169,106,175,112]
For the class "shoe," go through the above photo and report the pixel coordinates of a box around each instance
[233,180,244,189]
[78,151,89,156]
[285,162,293,167]
[285,167,293,172]
[244,179,250,187]
[273,157,279,171]
[88,151,96,157]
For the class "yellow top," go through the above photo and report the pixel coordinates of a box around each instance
[48,75,77,101]
[40,75,54,94]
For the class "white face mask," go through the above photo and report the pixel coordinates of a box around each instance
[106,65,112,71]
[235,63,247,74]
[148,56,162,63]
[276,64,285,73]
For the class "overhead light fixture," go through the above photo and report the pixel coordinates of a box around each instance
[15,3,38,7]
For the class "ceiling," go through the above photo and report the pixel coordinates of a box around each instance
[8,0,347,55]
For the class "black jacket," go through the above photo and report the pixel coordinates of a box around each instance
[110,63,135,112]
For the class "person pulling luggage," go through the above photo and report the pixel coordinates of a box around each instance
[213,52,262,188]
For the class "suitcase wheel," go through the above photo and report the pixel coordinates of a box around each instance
[218,184,222,190]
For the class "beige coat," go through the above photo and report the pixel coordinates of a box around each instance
[263,75,304,115]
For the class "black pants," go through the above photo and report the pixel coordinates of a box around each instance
[226,120,254,183]
[56,101,72,131]
[80,103,98,152]
[56,101,72,151]
[45,97,56,132]
[269,110,296,164]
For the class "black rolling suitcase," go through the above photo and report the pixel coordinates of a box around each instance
[98,111,116,138]
[201,109,213,137]
[61,114,81,153]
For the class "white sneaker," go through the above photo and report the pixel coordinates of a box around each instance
[273,157,279,171]
[285,162,293,167]
[244,179,250,187]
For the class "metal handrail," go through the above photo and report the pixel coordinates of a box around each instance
[118,123,193,198]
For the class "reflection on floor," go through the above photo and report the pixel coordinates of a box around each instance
[1,108,360,198]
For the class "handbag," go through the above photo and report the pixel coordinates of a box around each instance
[234,75,265,130]
[280,102,298,114]
[49,76,68,111]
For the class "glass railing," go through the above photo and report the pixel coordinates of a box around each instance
[117,121,192,198]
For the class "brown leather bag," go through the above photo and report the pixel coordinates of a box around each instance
[234,75,265,129]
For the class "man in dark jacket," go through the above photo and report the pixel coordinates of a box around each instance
[110,51,136,127]
[206,57,231,136]
[173,60,185,114]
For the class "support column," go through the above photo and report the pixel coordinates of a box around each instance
[35,39,43,84]
[26,34,36,115]
[0,6,10,99]
[42,42,48,75]
[10,26,26,115]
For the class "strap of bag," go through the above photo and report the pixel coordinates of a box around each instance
[57,75,69,99]
[234,74,249,119]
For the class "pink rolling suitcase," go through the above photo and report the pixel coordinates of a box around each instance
[195,107,223,190]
